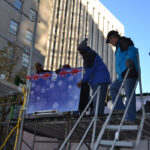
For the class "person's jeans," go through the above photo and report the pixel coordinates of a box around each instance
[91,83,108,115]
[110,78,137,121]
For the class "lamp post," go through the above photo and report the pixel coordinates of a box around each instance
[17,0,40,149]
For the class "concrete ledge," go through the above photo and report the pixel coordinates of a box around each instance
[0,79,22,97]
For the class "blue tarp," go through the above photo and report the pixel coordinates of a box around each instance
[26,68,82,114]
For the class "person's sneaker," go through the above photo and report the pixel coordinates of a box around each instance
[124,120,136,125]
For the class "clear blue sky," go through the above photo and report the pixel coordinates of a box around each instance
[99,0,150,94]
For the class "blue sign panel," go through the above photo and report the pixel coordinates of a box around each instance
[26,68,82,114]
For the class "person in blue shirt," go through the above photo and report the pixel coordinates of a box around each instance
[106,30,139,123]
[77,39,111,115]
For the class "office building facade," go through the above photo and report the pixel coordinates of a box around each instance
[0,0,124,82]
[0,0,53,81]
[45,0,124,81]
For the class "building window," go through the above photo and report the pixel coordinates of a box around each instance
[9,20,18,35]
[29,9,36,21]
[26,30,33,43]
[25,48,30,54]
[22,53,29,67]
[14,0,22,10]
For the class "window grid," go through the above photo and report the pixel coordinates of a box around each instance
[14,0,22,10]
[26,30,33,43]
[22,53,29,67]
[29,9,36,21]
[9,20,18,35]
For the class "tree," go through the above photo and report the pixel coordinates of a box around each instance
[0,42,27,148]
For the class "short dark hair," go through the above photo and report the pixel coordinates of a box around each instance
[106,30,120,43]
[34,62,42,68]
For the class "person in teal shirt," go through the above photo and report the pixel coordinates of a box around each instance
[106,30,138,123]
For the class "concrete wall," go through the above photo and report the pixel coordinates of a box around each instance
[21,131,150,150]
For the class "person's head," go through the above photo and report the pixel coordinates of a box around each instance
[34,62,43,73]
[62,64,71,69]
[77,38,88,55]
[106,30,120,46]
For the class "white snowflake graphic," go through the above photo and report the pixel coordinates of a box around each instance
[68,76,74,81]
[49,83,55,89]
[41,88,46,93]
[68,100,75,107]
[31,83,35,88]
[36,97,40,101]
[74,95,78,100]
[58,81,63,86]
[45,79,51,85]
[68,85,72,89]
[35,85,41,92]
[52,73,57,81]
[52,102,59,109]
[31,91,34,95]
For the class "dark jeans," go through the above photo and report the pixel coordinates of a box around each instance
[78,82,91,113]
[91,83,108,115]
[110,78,137,121]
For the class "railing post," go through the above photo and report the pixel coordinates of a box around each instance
[134,52,145,150]
[91,86,101,149]
[94,70,129,150]
[17,1,40,149]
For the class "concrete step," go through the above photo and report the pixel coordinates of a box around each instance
[106,125,138,131]
[100,140,134,147]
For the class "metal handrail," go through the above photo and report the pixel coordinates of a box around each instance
[134,53,145,150]
[94,53,145,150]
[110,53,145,150]
[110,79,138,150]
[91,86,101,149]
[59,86,101,150]
[94,69,130,150]
[75,86,101,150]
[76,117,95,150]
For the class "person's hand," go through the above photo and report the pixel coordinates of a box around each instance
[126,59,134,70]
[77,81,83,88]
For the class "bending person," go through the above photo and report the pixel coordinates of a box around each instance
[77,39,111,115]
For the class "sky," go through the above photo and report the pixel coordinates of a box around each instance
[99,0,150,94]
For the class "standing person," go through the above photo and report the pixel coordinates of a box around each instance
[34,62,51,74]
[106,30,138,123]
[55,64,71,74]
[77,39,111,115]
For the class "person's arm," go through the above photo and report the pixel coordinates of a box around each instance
[126,59,135,70]
[77,56,98,88]
[82,56,98,82]
[126,46,138,70]
[77,65,95,88]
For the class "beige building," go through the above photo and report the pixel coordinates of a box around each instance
[0,0,53,81]
[44,0,124,81]
[0,0,124,82]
